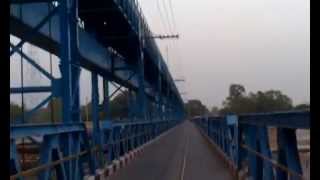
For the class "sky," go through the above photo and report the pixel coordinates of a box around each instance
[138,0,310,108]
[10,0,310,110]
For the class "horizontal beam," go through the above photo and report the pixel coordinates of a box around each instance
[10,86,52,94]
[111,119,173,127]
[93,119,177,130]
[11,123,85,139]
[238,111,310,129]
[10,0,54,4]
[9,3,183,106]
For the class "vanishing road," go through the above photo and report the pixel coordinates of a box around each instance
[109,120,235,180]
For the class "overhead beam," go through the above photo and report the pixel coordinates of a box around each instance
[10,123,85,139]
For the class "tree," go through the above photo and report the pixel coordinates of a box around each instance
[221,84,253,114]
[229,84,246,99]
[10,103,22,123]
[184,99,209,118]
[80,90,132,121]
[210,106,219,116]
[249,90,292,112]
[220,84,293,115]
[294,103,309,110]
[44,98,62,123]
[109,91,130,119]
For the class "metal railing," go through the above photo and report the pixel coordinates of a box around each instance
[192,110,310,180]
[10,0,185,179]
[10,119,181,179]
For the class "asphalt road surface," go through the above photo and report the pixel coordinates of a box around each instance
[108,120,235,180]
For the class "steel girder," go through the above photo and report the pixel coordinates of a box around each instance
[192,110,309,180]
[10,0,184,179]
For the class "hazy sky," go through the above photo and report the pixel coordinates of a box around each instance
[138,0,310,108]
[10,0,310,110]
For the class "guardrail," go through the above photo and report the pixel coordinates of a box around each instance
[10,119,180,179]
[192,111,310,180]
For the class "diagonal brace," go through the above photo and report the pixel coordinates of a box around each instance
[10,6,59,56]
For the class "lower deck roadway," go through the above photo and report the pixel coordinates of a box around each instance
[108,120,235,180]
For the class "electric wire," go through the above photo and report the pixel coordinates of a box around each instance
[161,0,173,34]
[156,0,168,35]
[168,0,177,31]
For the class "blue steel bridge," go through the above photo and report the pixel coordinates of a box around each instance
[10,0,310,180]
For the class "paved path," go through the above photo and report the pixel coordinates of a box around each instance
[109,120,235,180]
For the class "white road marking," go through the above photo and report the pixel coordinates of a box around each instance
[180,123,190,180]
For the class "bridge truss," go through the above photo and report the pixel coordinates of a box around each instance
[10,0,185,179]
[193,111,310,180]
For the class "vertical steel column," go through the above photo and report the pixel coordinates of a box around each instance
[91,73,103,168]
[257,127,273,180]
[59,0,72,124]
[276,128,302,180]
[244,125,261,180]
[58,0,82,179]
[227,115,239,170]
[69,2,81,179]
[39,135,66,180]
[70,0,81,123]
[137,15,146,122]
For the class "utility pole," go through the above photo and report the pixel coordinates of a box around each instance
[151,34,179,39]
[174,79,185,82]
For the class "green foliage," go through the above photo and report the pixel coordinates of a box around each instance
[220,84,293,115]
[10,103,22,123]
[184,99,209,118]
[11,84,304,123]
[28,98,63,123]
[294,103,309,110]
[10,98,63,124]
[210,106,219,116]
[229,84,246,99]
[80,90,130,121]
[109,91,129,119]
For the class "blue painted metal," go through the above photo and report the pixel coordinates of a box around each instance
[276,128,303,180]
[239,111,310,129]
[38,135,66,179]
[244,124,260,179]
[10,0,184,179]
[9,2,183,106]
[192,110,309,180]
[11,123,85,139]
[10,43,55,80]
[10,5,60,56]
[257,127,273,180]
[14,95,53,124]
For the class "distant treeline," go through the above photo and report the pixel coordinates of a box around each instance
[10,84,309,123]
[10,90,155,123]
[184,84,309,118]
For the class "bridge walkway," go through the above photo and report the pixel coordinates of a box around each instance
[108,120,235,180]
